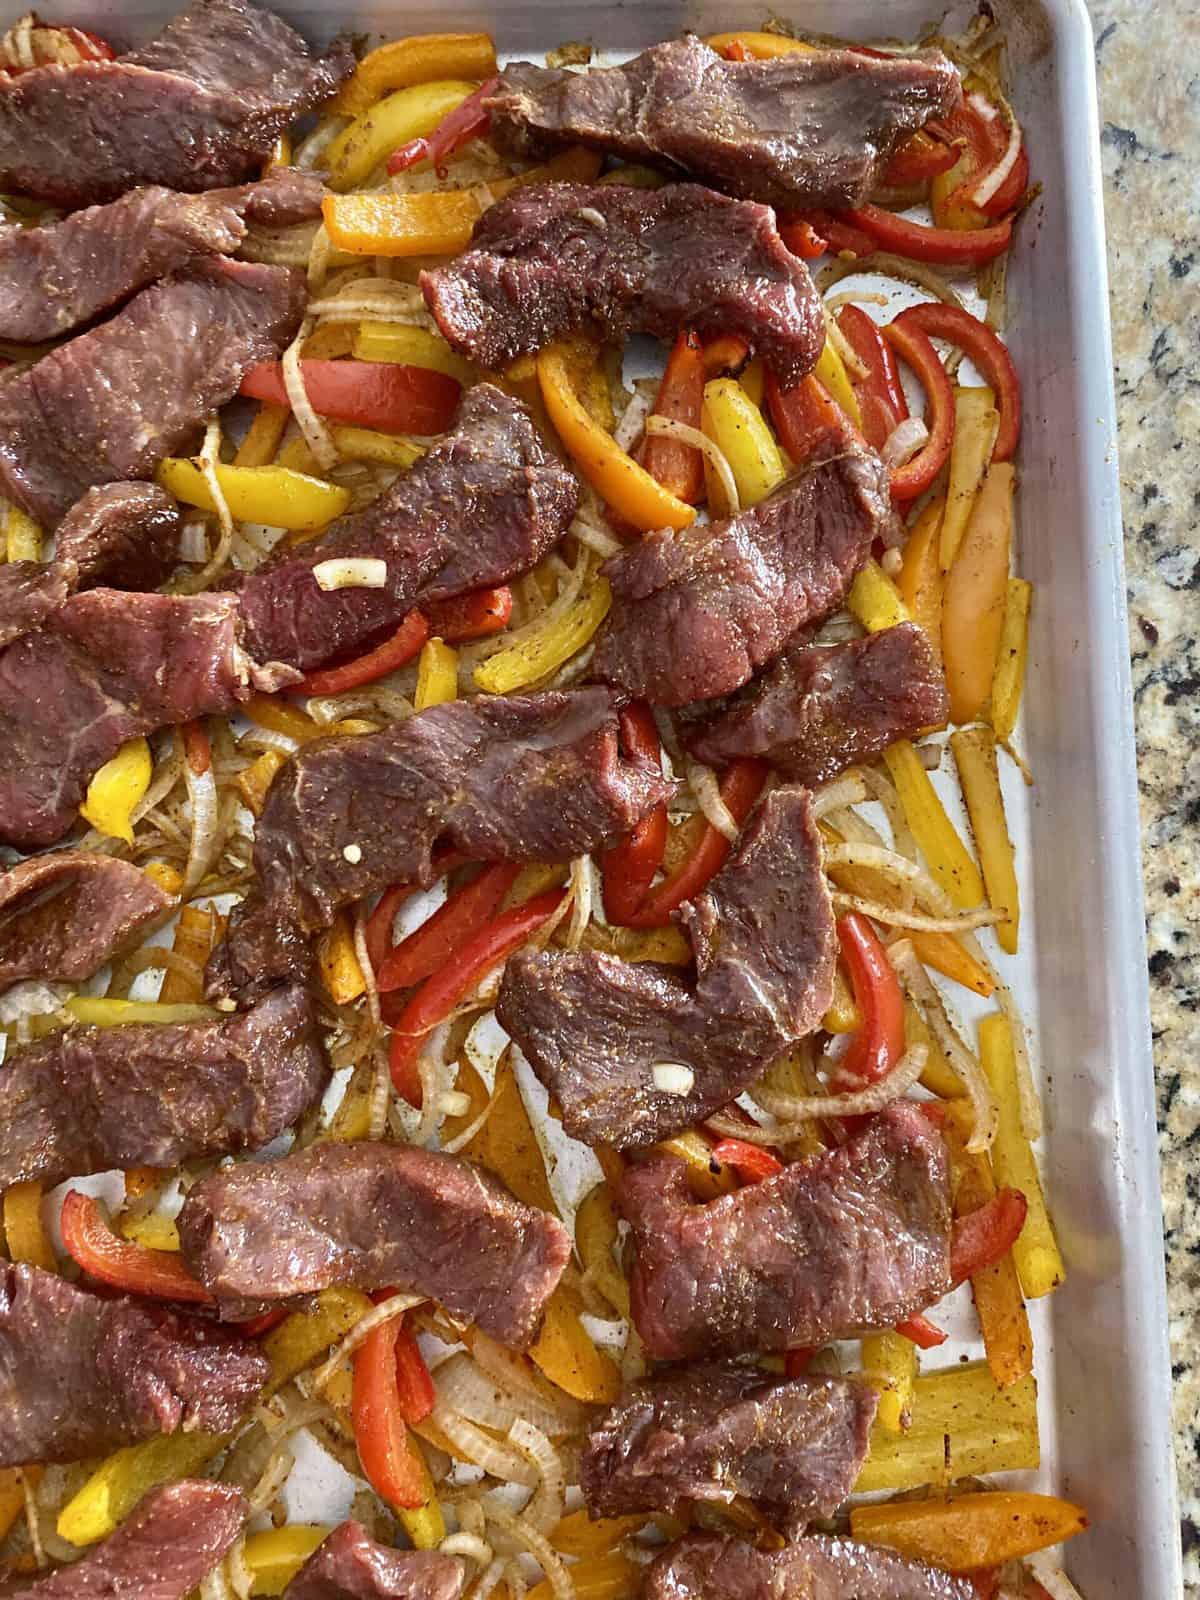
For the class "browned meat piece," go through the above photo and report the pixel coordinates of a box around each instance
[487,37,961,211]
[497,787,835,1148]
[621,1103,952,1360]
[421,182,823,385]
[0,0,351,207]
[581,1364,877,1527]
[178,1142,570,1348]
[686,623,948,781]
[643,1532,975,1600]
[286,1522,465,1600]
[0,1264,268,1467]
[0,560,71,647]
[54,483,182,591]
[0,850,172,994]
[0,985,327,1190]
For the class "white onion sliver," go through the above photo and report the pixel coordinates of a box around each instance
[644,413,740,516]
[431,1402,538,1486]
[686,758,740,843]
[748,1045,926,1126]
[892,940,998,1153]
[652,1062,695,1097]
[313,557,388,591]
[182,764,220,896]
[508,1418,565,1533]
[484,1507,573,1600]
[882,415,929,468]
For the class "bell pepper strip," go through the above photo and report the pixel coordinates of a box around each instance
[844,203,1013,266]
[950,726,1020,954]
[241,1527,330,1596]
[896,1313,948,1349]
[954,1124,1033,1391]
[363,847,467,974]
[142,861,185,898]
[60,1190,214,1304]
[702,332,751,376]
[387,75,498,174]
[325,78,478,190]
[836,914,907,1083]
[158,455,353,532]
[881,129,958,186]
[701,377,786,515]
[0,1468,30,1544]
[942,463,1015,725]
[65,998,215,1026]
[413,636,459,710]
[932,100,1030,227]
[460,1053,559,1212]
[883,741,986,910]
[379,863,520,991]
[330,425,425,471]
[80,736,152,845]
[706,31,817,59]
[782,212,876,260]
[940,387,1000,569]
[782,217,826,258]
[352,1315,434,1508]
[244,695,320,743]
[160,904,222,1006]
[423,586,512,642]
[836,304,908,451]
[951,1187,1030,1284]
[641,330,706,503]
[625,759,767,928]
[3,1182,55,1271]
[353,321,477,386]
[237,750,287,817]
[552,1508,646,1558]
[764,369,867,468]
[708,1139,783,1184]
[575,1182,630,1320]
[861,1330,917,1434]
[897,495,946,663]
[182,719,211,778]
[812,340,864,433]
[241,360,460,437]
[849,1491,1086,1573]
[656,1129,736,1201]
[881,312,956,501]
[5,503,41,561]
[895,302,1021,462]
[601,703,668,925]
[331,32,498,117]
[530,1280,622,1404]
[389,889,567,1103]
[318,911,367,1006]
[848,558,910,634]
[784,1347,817,1378]
[473,576,613,695]
[391,1322,436,1423]
[296,612,430,697]
[990,578,1032,742]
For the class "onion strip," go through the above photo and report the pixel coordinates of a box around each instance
[644,413,740,516]
[739,1045,926,1127]
[686,758,740,843]
[483,1506,573,1600]
[282,317,338,471]
[310,1292,424,1392]
[890,940,998,1153]
[508,1419,565,1532]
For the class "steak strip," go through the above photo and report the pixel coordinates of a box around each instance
[643,1532,975,1600]
[285,1521,465,1600]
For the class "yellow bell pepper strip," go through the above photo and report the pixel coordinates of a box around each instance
[473,576,612,695]
[235,402,289,467]
[353,321,476,386]
[813,337,864,432]
[159,904,219,1003]
[882,740,986,909]
[262,1287,374,1395]
[551,1508,645,1557]
[303,322,357,360]
[904,997,964,1098]
[274,430,321,477]
[950,726,1020,954]
[329,424,425,471]
[119,1209,181,1252]
[5,503,41,561]
[705,31,818,58]
[575,1181,630,1319]
[80,736,151,843]
[142,861,184,897]
[940,387,999,569]
[848,557,911,633]
[850,1492,1087,1573]
[399,1497,446,1551]
[414,636,459,710]
[897,496,946,663]
[65,997,216,1025]
[979,1014,1065,1299]
[700,377,785,515]
[942,462,1015,725]
[991,577,1033,742]
[318,910,366,1005]
[331,32,497,118]
[856,1363,1038,1492]
[3,1181,55,1270]
[157,458,351,532]
[529,1279,622,1403]
[822,962,860,1034]
[242,1527,330,1596]
[861,1329,917,1434]
[656,1130,736,1201]
[237,748,288,817]
[325,80,478,191]
[243,694,320,742]
[528,1555,639,1600]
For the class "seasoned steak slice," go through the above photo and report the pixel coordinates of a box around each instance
[0,1264,268,1467]
[643,1532,975,1600]
[497,788,835,1148]
[0,560,71,647]
[0,984,327,1190]
[178,1142,570,1348]
[621,1103,952,1360]
[487,37,961,211]
[286,1522,465,1600]
[421,182,823,385]
[581,1364,877,1526]
[54,483,182,592]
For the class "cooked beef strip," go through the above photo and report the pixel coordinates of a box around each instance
[239,385,579,671]
[591,424,896,706]
[621,1103,952,1360]
[0,0,351,208]
[285,1522,465,1600]
[642,1532,975,1600]
[0,256,305,528]
[0,560,70,648]
[0,589,294,850]
[207,688,672,1002]
[0,850,172,994]
[0,1264,268,1467]
[421,182,823,385]
[0,984,326,1190]
[487,37,961,212]
[0,1480,247,1600]
[497,787,835,1148]
[581,1364,877,1527]
[686,623,948,781]
[54,482,182,591]
[178,1142,571,1347]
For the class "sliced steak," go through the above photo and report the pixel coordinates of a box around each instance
[0,1264,268,1467]
[239,385,578,672]
[621,1102,952,1360]
[591,428,895,706]
[0,850,172,994]
[0,984,326,1190]
[177,1142,571,1348]
[421,182,823,385]
[0,0,352,208]
[207,688,672,1001]
[643,1532,975,1600]
[286,1522,465,1600]
[0,1480,247,1600]
[55,483,182,591]
[581,1364,876,1527]
[0,560,70,647]
[0,256,305,528]
[487,37,961,211]
[686,623,948,781]
[497,787,835,1148]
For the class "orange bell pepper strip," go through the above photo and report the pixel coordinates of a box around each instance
[241,360,460,437]
[706,31,818,59]
[782,212,877,260]
[601,703,668,925]
[836,304,909,452]
[849,1490,1086,1573]
[295,612,430,698]
[837,914,906,1083]
[702,333,752,376]
[641,330,706,503]
[331,32,498,118]
[942,463,1015,724]
[708,1139,783,1184]
[881,128,958,185]
[60,1191,213,1305]
[182,719,211,777]
[422,586,512,642]
[378,862,520,991]
[882,311,956,501]
[351,1315,431,1509]
[843,202,1014,266]
[896,301,1021,462]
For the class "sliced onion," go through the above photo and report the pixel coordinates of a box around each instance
[433,1353,566,1439]
[686,758,740,843]
[565,855,592,951]
[468,1331,586,1431]
[431,1401,539,1486]
[311,1292,424,1391]
[182,760,220,896]
[652,1062,695,1097]
[484,1507,573,1600]
[282,317,337,471]
[818,253,968,310]
[1023,1555,1086,1600]
[437,1533,492,1569]
[613,386,652,452]
[812,771,870,819]
[970,95,1024,208]
[881,415,929,469]
[508,1419,565,1532]
[831,890,1001,934]
[644,413,740,516]
[824,302,869,380]
[737,1045,926,1129]
[313,557,388,591]
[890,940,998,1153]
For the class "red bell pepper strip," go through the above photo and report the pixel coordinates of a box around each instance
[386,76,499,175]
[950,1187,1029,1283]
[240,360,460,436]
[624,759,767,929]
[896,1312,949,1349]
[182,719,212,778]
[641,330,706,504]
[783,218,827,259]
[702,333,752,377]
[351,1314,429,1509]
[880,128,958,186]
[601,703,668,925]
[378,862,521,992]
[60,1191,214,1305]
[836,304,909,452]
[935,100,1029,220]
[843,202,1013,266]
[765,370,862,463]
[389,888,567,1104]
[239,1308,288,1337]
[393,1320,436,1423]
[880,312,957,500]
[893,301,1022,462]
[837,914,906,1084]
[782,212,876,260]
[784,1347,817,1377]
[295,612,430,698]
[422,586,513,642]
[362,846,468,974]
[709,1139,783,1184]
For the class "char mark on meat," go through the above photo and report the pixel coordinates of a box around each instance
[0,984,326,1190]
[421,182,823,386]
[55,483,182,592]
[643,1532,975,1600]
[206,688,672,1002]
[497,787,834,1148]
[581,1364,876,1529]
[591,422,896,706]
[286,1521,465,1600]
[177,1142,570,1348]
[487,37,961,211]
[0,255,305,529]
[686,622,948,781]
[0,1264,268,1467]
[0,0,352,208]
[621,1102,951,1360]
[0,1480,247,1600]
[239,385,578,672]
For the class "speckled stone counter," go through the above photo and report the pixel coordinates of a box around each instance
[1088,1,1200,1588]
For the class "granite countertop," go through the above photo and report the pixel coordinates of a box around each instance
[1088,0,1200,1587]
